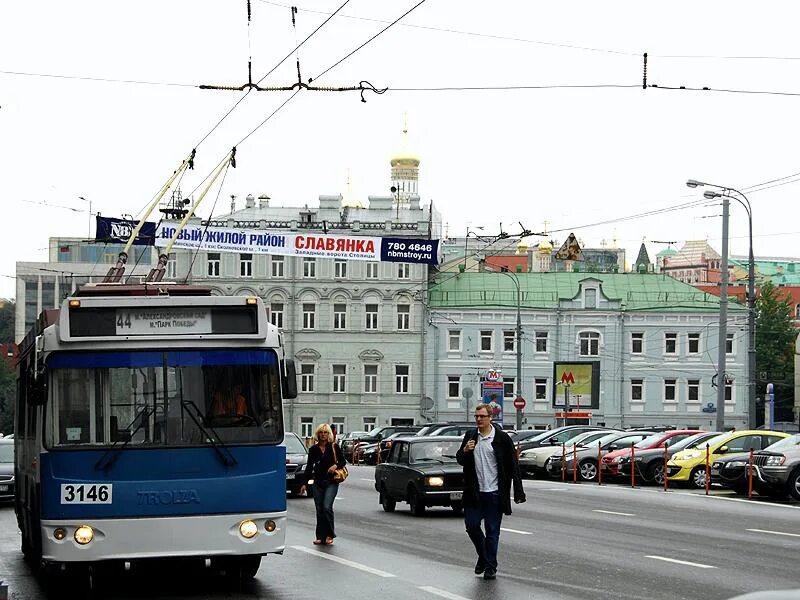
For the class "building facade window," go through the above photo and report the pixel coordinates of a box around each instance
[448,376,461,398]
[535,331,548,353]
[448,329,461,351]
[366,261,379,279]
[271,256,285,277]
[664,379,677,402]
[364,365,378,393]
[207,253,221,277]
[726,333,735,355]
[664,332,677,354]
[166,257,177,279]
[579,331,600,356]
[239,253,253,277]
[535,378,547,400]
[688,333,700,354]
[332,364,347,393]
[334,259,347,279]
[397,304,410,330]
[631,379,644,402]
[688,379,700,402]
[584,288,597,309]
[503,330,515,352]
[300,364,315,392]
[333,303,347,330]
[302,303,316,329]
[331,417,346,437]
[395,365,410,393]
[270,302,284,328]
[397,263,411,279]
[362,417,377,432]
[300,417,314,438]
[303,257,316,278]
[480,330,493,352]
[365,304,379,330]
[503,377,516,398]
[631,332,644,355]
[725,380,733,402]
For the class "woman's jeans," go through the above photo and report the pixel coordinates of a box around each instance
[464,491,503,570]
[312,481,339,541]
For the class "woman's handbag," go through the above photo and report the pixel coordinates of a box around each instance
[331,444,349,483]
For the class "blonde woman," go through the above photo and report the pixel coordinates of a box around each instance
[299,424,346,545]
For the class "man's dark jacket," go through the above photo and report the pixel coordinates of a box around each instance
[456,423,526,515]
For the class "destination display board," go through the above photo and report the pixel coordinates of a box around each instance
[115,308,212,335]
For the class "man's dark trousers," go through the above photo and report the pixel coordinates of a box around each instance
[464,490,502,570]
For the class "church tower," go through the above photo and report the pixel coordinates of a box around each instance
[390,116,420,206]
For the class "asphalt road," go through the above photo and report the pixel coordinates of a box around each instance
[1,468,799,600]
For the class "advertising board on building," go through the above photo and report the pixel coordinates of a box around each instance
[552,362,600,409]
[481,368,504,422]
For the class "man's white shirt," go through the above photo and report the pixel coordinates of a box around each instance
[474,426,499,492]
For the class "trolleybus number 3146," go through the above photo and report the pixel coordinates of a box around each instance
[60,484,113,504]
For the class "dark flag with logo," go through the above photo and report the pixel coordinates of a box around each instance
[95,216,157,246]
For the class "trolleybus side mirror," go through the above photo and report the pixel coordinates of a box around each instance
[28,369,48,406]
[281,359,298,400]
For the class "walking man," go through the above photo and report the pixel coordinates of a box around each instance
[456,403,526,580]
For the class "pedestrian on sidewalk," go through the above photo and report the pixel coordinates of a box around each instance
[300,424,346,545]
[456,403,526,580]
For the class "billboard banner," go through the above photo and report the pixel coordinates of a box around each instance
[552,362,600,409]
[481,368,504,423]
[154,224,440,265]
[95,216,157,246]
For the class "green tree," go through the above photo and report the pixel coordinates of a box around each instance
[0,299,14,343]
[755,281,798,420]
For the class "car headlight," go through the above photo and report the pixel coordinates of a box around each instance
[765,456,786,466]
[520,450,535,457]
[74,525,94,545]
[680,451,700,460]
[729,461,747,468]
[633,457,643,462]
[426,476,444,487]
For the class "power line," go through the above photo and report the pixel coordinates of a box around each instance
[0,69,195,87]
[647,83,800,98]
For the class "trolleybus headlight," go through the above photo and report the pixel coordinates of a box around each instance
[239,520,259,539]
[74,525,94,545]
[53,528,67,541]
[264,520,277,533]
[426,476,444,487]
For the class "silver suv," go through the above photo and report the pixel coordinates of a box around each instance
[750,433,800,500]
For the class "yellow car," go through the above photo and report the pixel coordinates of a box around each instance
[666,430,789,489]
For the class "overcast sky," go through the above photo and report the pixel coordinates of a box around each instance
[2,1,799,299]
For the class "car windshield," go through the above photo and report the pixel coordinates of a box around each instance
[0,444,13,463]
[410,440,461,463]
[283,435,307,454]
[635,433,665,448]
[673,432,717,451]
[594,432,626,447]
[763,433,800,452]
[566,431,605,447]
[700,433,732,449]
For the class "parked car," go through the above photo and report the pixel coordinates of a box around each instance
[374,436,464,516]
[340,431,371,462]
[519,429,619,477]
[517,425,609,453]
[0,438,15,501]
[415,422,474,437]
[282,432,310,496]
[618,431,721,485]
[510,429,549,444]
[667,430,790,489]
[746,433,800,500]
[547,431,655,481]
[601,430,702,477]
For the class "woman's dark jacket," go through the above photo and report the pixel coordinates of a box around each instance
[456,424,526,515]
[303,442,346,484]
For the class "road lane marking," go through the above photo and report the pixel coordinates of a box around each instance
[500,527,533,535]
[747,528,800,538]
[593,509,635,517]
[291,545,396,578]
[645,555,716,569]
[360,478,373,481]
[419,586,472,600]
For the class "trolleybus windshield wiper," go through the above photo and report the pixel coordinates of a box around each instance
[181,399,238,467]
[94,405,155,471]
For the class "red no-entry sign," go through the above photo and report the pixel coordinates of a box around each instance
[513,397,526,410]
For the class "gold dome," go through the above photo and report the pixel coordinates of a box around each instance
[516,240,529,254]
[538,239,553,253]
[390,155,420,167]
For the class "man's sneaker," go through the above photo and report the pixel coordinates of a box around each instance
[474,562,485,575]
[483,567,497,580]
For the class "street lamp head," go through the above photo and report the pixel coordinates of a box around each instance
[685,179,703,189]
[703,190,721,200]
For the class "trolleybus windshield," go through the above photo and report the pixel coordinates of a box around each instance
[44,349,282,449]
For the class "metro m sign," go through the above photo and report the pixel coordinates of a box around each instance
[552,361,600,409]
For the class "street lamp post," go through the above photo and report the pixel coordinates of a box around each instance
[498,270,523,430]
[78,196,93,239]
[687,179,755,429]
